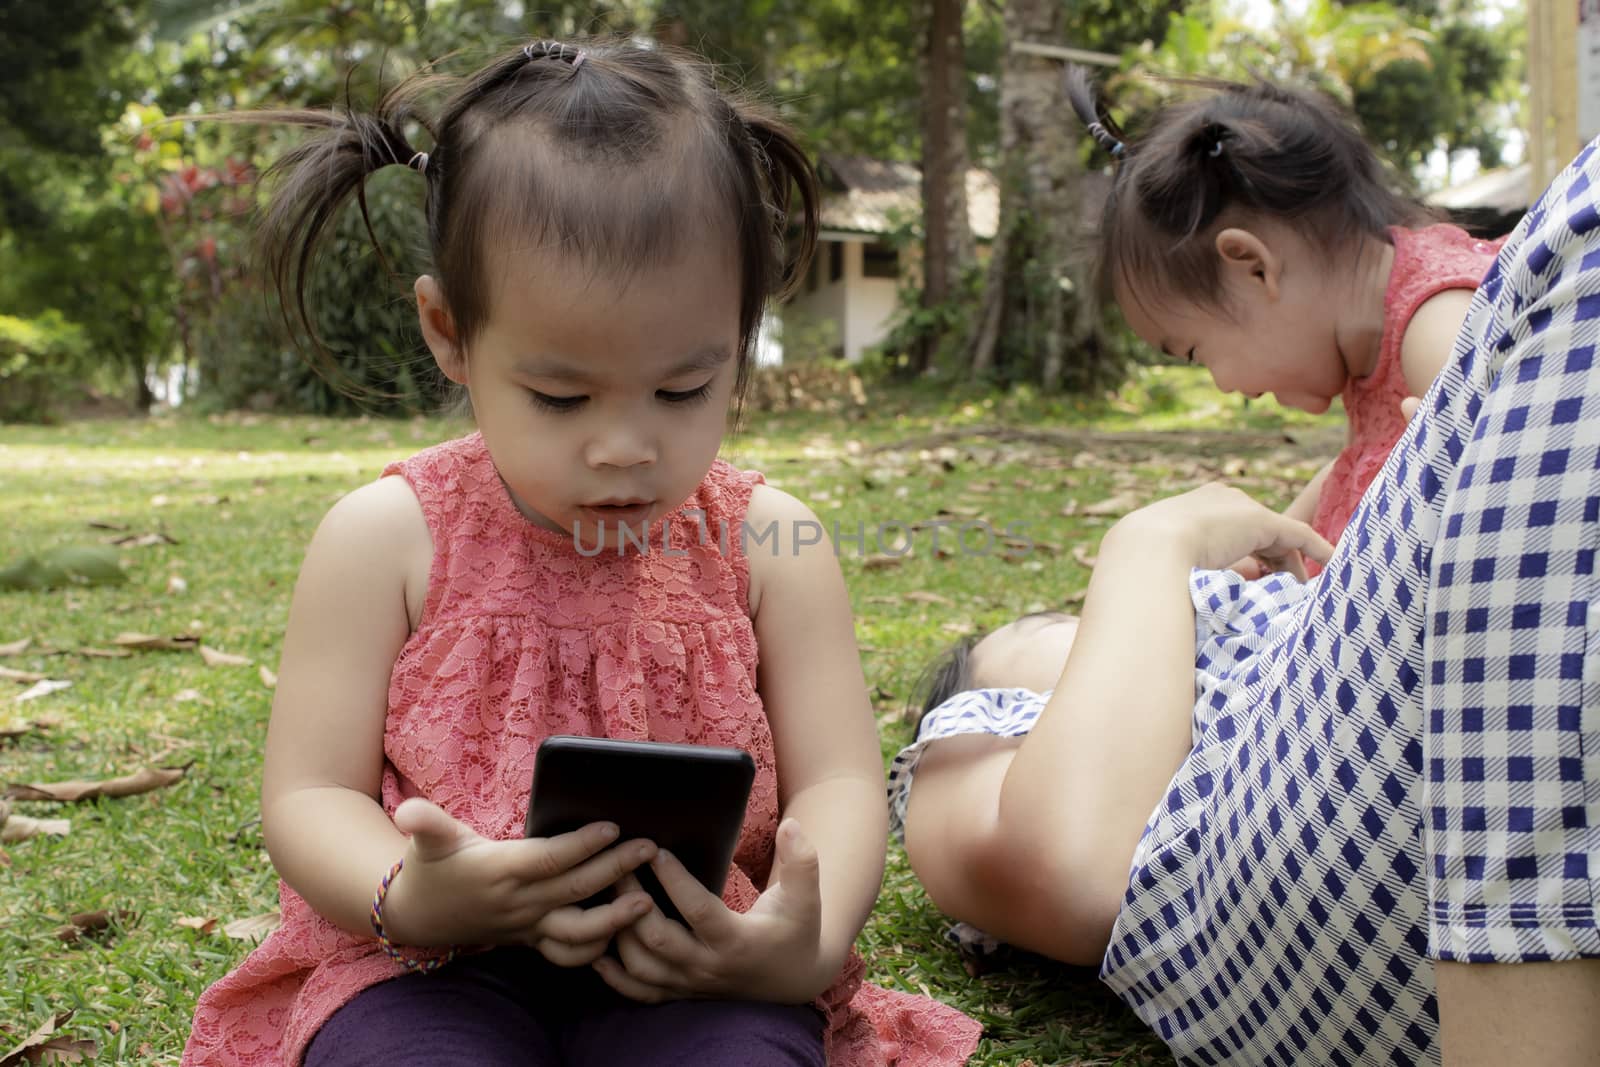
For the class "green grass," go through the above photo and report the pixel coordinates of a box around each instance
[0,368,1342,1064]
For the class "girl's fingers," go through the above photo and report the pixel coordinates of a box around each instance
[520,836,657,904]
[520,821,629,879]
[765,820,823,922]
[612,906,710,978]
[648,849,731,939]
[535,892,652,947]
[594,950,677,1003]
[535,935,610,967]
[393,798,477,861]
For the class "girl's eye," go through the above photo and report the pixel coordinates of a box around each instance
[657,383,712,405]
[530,391,586,413]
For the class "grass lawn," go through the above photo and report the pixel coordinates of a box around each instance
[0,368,1341,1064]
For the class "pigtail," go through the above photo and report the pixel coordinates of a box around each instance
[1064,65,1126,161]
[739,108,820,299]
[715,96,820,406]
[218,81,435,387]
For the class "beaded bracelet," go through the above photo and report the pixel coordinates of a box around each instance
[370,858,457,973]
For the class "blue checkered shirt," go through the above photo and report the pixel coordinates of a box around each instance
[1100,142,1600,1065]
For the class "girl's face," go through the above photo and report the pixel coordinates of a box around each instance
[1115,225,1354,415]
[418,238,743,549]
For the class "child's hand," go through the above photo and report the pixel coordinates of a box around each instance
[1400,395,1421,421]
[591,818,830,1004]
[1115,482,1335,579]
[383,797,657,966]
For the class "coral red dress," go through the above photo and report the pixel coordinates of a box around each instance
[182,433,981,1066]
[1310,224,1504,558]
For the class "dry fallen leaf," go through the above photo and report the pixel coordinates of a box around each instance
[259,666,277,689]
[0,812,71,844]
[1081,491,1143,518]
[1072,545,1099,569]
[0,639,32,657]
[860,554,907,572]
[166,575,188,595]
[108,531,178,548]
[75,648,131,660]
[223,912,281,941]
[54,909,135,944]
[0,725,30,743]
[0,666,47,685]
[4,763,189,802]
[0,1010,96,1067]
[902,591,953,606]
[174,915,218,935]
[173,689,207,704]
[14,680,71,704]
[112,632,199,652]
[198,646,251,668]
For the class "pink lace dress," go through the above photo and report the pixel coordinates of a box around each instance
[1310,224,1504,560]
[182,433,981,1066]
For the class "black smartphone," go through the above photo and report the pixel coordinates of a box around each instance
[524,735,756,924]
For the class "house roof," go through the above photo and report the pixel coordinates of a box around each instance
[817,154,999,240]
[815,154,1117,243]
[1424,162,1532,215]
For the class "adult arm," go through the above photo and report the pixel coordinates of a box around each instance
[1436,960,1600,1065]
[974,487,1333,963]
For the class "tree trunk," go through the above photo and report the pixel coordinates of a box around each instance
[915,0,973,374]
[965,0,1107,391]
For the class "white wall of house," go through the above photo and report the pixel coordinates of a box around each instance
[782,235,900,363]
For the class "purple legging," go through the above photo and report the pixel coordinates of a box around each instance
[302,947,827,1067]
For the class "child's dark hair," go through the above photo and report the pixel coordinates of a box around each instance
[1064,67,1431,311]
[237,38,819,404]
[908,634,980,734]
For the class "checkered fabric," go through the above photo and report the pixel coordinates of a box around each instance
[886,686,1049,843]
[1101,142,1600,1065]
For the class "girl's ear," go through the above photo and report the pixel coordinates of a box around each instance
[415,276,467,384]
[1214,227,1282,302]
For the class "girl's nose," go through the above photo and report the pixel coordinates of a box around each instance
[584,425,657,469]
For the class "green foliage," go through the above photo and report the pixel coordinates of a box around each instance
[0,312,90,423]
[1115,0,1518,181]
[0,544,127,591]
[1353,13,1518,173]
[0,2,178,411]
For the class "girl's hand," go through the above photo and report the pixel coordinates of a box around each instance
[1114,482,1335,580]
[382,798,657,966]
[592,818,830,1004]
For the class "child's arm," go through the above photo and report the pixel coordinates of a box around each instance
[1399,288,1477,398]
[745,484,887,982]
[262,477,656,960]
[1282,458,1334,526]
[594,484,886,1004]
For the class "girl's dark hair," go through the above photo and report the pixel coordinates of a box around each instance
[909,634,980,734]
[1064,66,1431,311]
[235,38,819,405]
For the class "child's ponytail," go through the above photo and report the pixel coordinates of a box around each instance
[244,86,436,372]
[716,96,821,403]
[1064,65,1126,161]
